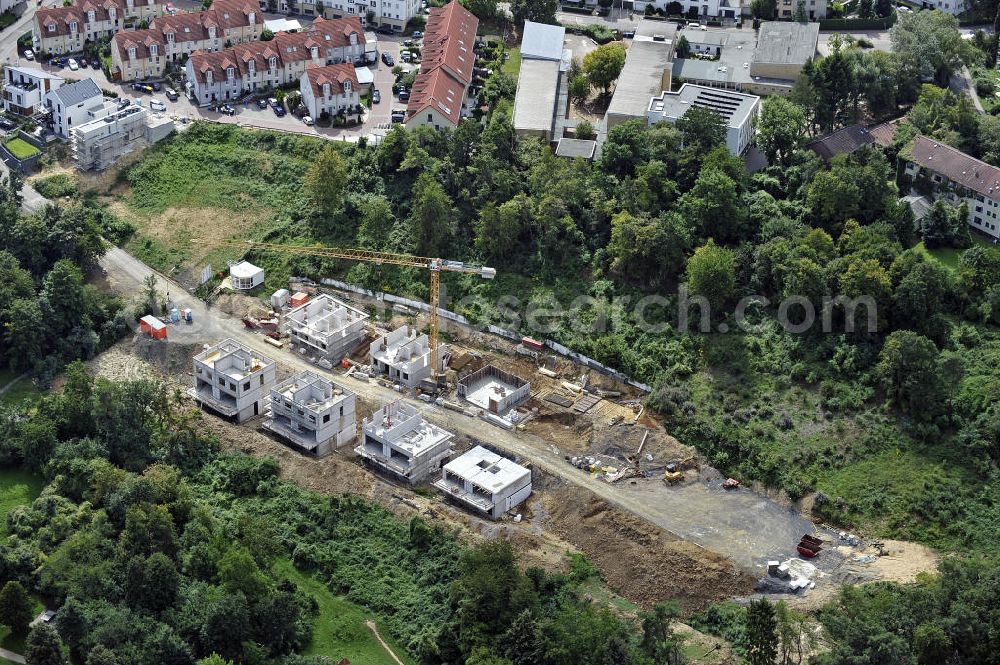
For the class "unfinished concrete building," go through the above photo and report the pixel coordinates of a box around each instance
[189,339,276,422]
[263,370,356,457]
[457,365,530,416]
[369,325,435,388]
[284,293,368,368]
[355,400,453,485]
[433,445,532,519]
[72,104,174,171]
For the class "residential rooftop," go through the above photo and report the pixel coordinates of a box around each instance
[273,371,352,413]
[442,446,530,492]
[363,400,453,454]
[520,20,565,60]
[807,124,874,161]
[606,40,674,121]
[195,338,275,382]
[906,135,1000,202]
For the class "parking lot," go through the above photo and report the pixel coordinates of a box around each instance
[36,31,403,141]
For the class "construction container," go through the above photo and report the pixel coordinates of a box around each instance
[139,315,167,340]
[271,288,290,310]
[521,336,545,352]
[183,308,193,322]
[290,292,309,308]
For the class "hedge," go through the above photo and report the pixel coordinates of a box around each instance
[562,22,619,44]
[817,13,896,29]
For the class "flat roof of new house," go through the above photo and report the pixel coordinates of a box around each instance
[753,21,819,66]
[444,445,530,491]
[607,40,673,120]
[633,18,678,42]
[555,138,596,159]
[513,58,561,133]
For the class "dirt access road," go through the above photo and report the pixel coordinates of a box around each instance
[101,246,839,577]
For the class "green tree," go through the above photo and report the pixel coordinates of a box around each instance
[462,0,498,19]
[681,167,745,243]
[569,74,591,104]
[583,43,627,95]
[859,0,873,17]
[218,546,270,602]
[791,0,807,20]
[85,645,119,665]
[25,623,67,665]
[408,173,457,256]
[510,0,557,25]
[0,581,33,635]
[685,240,737,311]
[675,106,726,154]
[576,119,595,140]
[876,331,947,417]
[919,200,969,249]
[303,144,348,218]
[675,34,691,58]
[640,601,684,664]
[42,259,88,337]
[890,10,977,85]
[745,598,778,665]
[750,0,776,17]
[259,27,274,40]
[756,97,807,166]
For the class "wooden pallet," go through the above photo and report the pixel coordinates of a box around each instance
[573,394,601,413]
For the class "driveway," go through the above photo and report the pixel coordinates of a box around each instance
[556,7,639,29]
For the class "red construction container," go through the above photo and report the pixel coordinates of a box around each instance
[521,336,544,352]
[139,315,167,340]
[290,292,309,308]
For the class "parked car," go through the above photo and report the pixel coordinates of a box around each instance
[372,88,381,103]
[272,103,285,117]
[390,109,406,123]
[412,30,423,38]
[381,52,394,66]
[220,103,236,115]
[398,89,410,101]
[68,58,78,70]
[78,57,88,68]
[151,81,161,91]
[400,51,412,62]
[377,26,394,35]
[23,49,34,60]
[165,88,179,101]
[302,115,314,126]
[132,82,153,93]
[117,98,131,109]
[256,98,268,109]
[149,99,166,112]
[0,119,16,132]
[48,57,60,67]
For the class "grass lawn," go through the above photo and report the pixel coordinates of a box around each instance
[915,236,991,271]
[0,468,43,538]
[502,46,521,77]
[4,138,40,160]
[0,369,40,408]
[275,559,417,665]
[0,12,16,29]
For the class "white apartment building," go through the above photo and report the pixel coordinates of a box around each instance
[3,66,63,117]
[45,78,112,139]
[73,104,174,170]
[647,84,759,155]
[433,446,532,519]
[356,400,454,484]
[264,371,357,456]
[188,338,277,422]
[918,0,966,13]
[284,293,368,367]
[632,0,745,20]
[368,325,434,388]
[299,63,359,120]
[903,135,1000,241]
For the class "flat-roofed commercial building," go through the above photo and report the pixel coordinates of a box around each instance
[647,83,759,155]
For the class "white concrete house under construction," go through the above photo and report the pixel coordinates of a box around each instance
[368,325,434,388]
[356,400,453,485]
[284,293,368,367]
[263,370,356,457]
[189,338,276,422]
[433,446,532,519]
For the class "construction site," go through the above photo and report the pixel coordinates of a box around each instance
[98,243,941,625]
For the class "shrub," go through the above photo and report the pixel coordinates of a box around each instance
[33,174,78,199]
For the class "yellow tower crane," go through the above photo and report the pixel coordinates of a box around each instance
[213,240,496,379]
